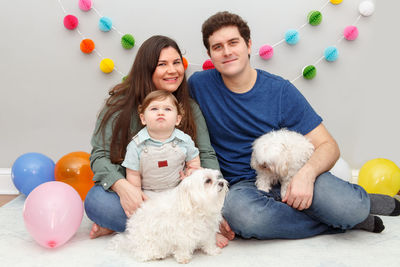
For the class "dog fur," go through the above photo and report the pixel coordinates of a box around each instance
[250,129,314,198]
[110,168,228,264]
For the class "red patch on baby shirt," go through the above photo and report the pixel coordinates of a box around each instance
[158,160,168,168]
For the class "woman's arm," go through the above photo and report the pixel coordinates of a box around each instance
[190,100,220,170]
[90,110,126,190]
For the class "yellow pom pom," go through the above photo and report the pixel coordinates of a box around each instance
[100,58,114,73]
[330,0,343,4]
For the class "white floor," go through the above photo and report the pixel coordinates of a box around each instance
[1,195,400,267]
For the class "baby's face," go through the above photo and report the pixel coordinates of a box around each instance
[140,97,181,134]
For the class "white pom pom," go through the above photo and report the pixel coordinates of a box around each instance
[359,1,375,17]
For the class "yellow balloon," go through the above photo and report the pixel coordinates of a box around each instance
[100,58,114,73]
[330,0,343,4]
[358,158,400,196]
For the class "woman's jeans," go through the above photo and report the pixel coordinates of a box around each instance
[84,172,370,238]
[84,185,128,232]
[222,172,370,239]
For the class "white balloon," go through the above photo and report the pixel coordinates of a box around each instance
[330,157,352,182]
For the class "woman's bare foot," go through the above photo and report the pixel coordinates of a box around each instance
[216,233,229,248]
[89,223,114,239]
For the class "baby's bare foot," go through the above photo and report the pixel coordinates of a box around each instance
[216,233,229,248]
[89,223,114,239]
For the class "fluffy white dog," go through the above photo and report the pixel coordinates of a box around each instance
[250,129,314,198]
[110,168,228,264]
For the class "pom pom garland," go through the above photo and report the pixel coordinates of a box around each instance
[63,15,78,30]
[100,58,114,73]
[302,65,317,80]
[359,1,375,17]
[285,29,299,45]
[99,17,113,32]
[80,39,95,54]
[330,0,343,4]
[343,25,359,41]
[78,0,92,12]
[308,11,322,26]
[259,45,274,60]
[182,57,188,70]
[324,46,338,62]
[202,59,215,70]
[121,34,135,49]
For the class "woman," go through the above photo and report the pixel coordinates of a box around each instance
[84,36,232,246]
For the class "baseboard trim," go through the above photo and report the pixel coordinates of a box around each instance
[0,167,361,195]
[0,168,19,194]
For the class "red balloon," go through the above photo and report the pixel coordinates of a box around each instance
[55,151,94,200]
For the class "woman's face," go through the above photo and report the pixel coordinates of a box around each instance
[152,47,185,92]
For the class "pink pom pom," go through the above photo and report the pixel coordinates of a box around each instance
[259,44,274,60]
[202,59,215,70]
[343,25,359,41]
[63,15,78,30]
[78,0,92,11]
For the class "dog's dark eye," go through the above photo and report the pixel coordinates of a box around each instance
[205,178,212,184]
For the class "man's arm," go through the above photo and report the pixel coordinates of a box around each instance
[282,123,340,210]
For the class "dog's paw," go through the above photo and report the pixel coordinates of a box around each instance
[174,254,192,264]
[203,245,222,256]
[255,179,272,193]
[256,184,272,193]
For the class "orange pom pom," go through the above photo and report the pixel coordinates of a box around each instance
[182,56,188,70]
[80,39,95,54]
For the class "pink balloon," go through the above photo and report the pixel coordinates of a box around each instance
[23,181,83,248]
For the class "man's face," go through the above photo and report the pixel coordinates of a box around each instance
[207,26,251,79]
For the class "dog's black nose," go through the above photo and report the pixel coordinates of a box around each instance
[218,181,224,187]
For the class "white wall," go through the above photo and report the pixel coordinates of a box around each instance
[1,0,398,170]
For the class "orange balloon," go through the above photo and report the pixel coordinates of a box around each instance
[54,151,94,200]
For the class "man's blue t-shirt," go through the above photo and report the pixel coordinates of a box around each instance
[189,68,322,184]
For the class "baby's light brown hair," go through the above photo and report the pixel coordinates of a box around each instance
[138,90,185,123]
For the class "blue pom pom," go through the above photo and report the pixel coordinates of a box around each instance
[324,46,339,62]
[285,29,299,45]
[99,17,112,32]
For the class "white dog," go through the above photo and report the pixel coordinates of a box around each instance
[250,129,314,198]
[110,168,228,264]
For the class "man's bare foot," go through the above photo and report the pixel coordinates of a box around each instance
[216,233,229,248]
[89,223,114,239]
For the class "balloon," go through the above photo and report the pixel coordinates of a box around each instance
[11,152,55,196]
[330,157,352,182]
[54,151,94,200]
[358,158,400,196]
[23,181,84,248]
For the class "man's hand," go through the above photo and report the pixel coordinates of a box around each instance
[282,166,315,210]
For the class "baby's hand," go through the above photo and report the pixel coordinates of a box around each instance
[179,166,201,180]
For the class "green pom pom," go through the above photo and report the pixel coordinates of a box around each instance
[122,76,128,81]
[121,34,135,49]
[303,65,317,80]
[308,11,322,26]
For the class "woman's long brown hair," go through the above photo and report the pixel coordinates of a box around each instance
[97,35,196,164]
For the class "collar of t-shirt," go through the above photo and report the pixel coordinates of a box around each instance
[135,127,186,146]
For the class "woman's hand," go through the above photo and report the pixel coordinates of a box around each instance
[111,179,148,217]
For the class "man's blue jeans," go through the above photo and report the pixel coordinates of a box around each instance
[222,172,370,239]
[84,185,128,232]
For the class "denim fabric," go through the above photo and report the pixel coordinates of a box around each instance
[84,185,127,232]
[222,172,370,239]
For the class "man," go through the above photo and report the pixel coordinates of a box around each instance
[189,11,399,243]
